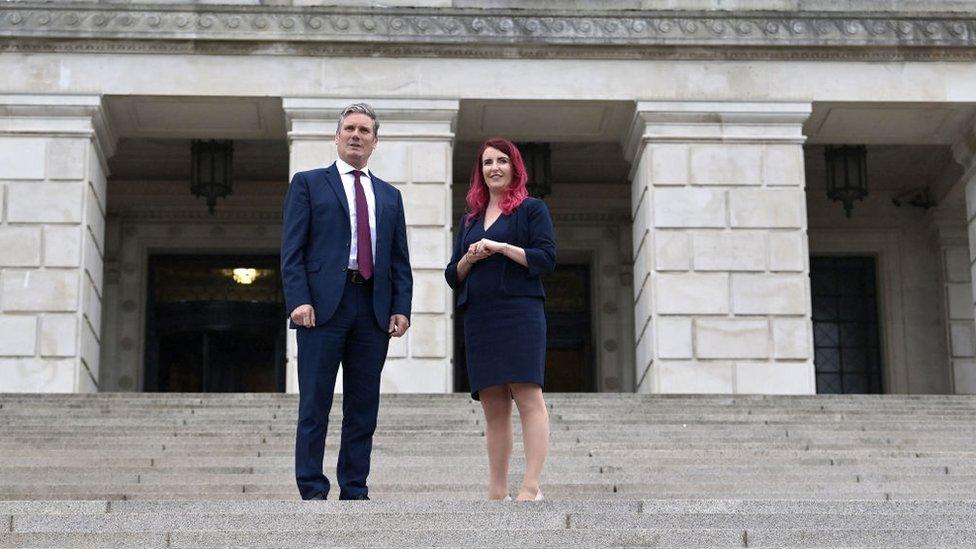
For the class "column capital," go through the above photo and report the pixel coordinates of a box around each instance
[928,211,968,245]
[951,115,976,183]
[0,93,117,171]
[624,100,812,166]
[282,97,459,141]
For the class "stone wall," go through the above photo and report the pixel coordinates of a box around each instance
[627,101,814,394]
[0,95,113,392]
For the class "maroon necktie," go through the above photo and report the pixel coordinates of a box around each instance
[352,170,373,280]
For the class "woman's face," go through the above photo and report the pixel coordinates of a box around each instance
[481,146,513,194]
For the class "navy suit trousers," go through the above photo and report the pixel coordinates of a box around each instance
[295,278,389,500]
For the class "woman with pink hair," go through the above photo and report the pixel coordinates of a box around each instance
[445,138,556,501]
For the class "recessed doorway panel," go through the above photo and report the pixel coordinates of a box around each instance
[144,254,286,392]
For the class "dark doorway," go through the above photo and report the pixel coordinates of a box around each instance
[453,263,594,393]
[144,254,286,392]
[810,256,884,394]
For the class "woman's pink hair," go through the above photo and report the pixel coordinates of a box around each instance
[464,138,529,227]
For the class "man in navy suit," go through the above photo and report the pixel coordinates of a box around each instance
[281,103,412,501]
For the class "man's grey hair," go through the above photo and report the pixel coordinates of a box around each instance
[336,103,379,137]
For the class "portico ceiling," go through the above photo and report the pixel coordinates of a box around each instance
[102,96,976,146]
[102,95,974,195]
[806,102,976,145]
[105,96,286,140]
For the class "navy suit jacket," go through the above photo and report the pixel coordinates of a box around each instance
[445,197,556,308]
[281,162,412,330]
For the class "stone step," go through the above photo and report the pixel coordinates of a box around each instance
[7,498,976,515]
[1,463,967,477]
[4,482,976,499]
[0,529,738,548]
[7,454,976,469]
[4,392,976,547]
[4,471,974,486]
[1,526,974,549]
[11,510,976,533]
[5,448,975,461]
[7,424,976,437]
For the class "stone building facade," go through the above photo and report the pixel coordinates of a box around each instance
[1,1,975,395]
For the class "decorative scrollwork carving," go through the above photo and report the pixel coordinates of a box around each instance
[842,21,861,36]
[574,19,593,34]
[708,20,727,34]
[867,21,887,36]
[440,17,459,34]
[734,21,754,35]
[0,4,972,59]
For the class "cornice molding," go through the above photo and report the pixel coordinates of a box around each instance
[0,93,117,171]
[115,208,282,223]
[1,4,974,61]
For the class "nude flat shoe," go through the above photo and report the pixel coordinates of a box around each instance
[515,489,544,501]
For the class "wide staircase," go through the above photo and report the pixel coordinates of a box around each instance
[1,393,975,547]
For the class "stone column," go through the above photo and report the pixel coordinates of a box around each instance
[283,97,458,394]
[0,94,115,392]
[930,217,974,394]
[955,122,976,394]
[625,101,814,394]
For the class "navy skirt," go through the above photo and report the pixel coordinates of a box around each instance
[464,295,546,400]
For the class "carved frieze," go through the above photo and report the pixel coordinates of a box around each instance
[0,3,974,60]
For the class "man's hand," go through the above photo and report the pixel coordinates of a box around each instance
[388,314,410,338]
[290,304,316,328]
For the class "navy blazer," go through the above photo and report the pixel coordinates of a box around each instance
[281,163,412,330]
[445,197,556,308]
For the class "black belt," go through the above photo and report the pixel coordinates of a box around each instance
[346,270,372,285]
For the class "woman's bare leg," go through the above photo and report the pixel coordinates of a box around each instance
[479,384,514,500]
[510,383,549,500]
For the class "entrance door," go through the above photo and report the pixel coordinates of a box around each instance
[144,254,286,392]
[453,263,594,393]
[810,256,884,394]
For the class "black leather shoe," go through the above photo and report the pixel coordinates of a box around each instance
[306,493,327,500]
[339,494,370,501]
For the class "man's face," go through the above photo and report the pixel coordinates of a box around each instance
[335,113,378,169]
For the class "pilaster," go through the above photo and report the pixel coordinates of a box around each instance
[283,97,459,393]
[625,101,813,394]
[0,94,115,392]
[954,119,976,393]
